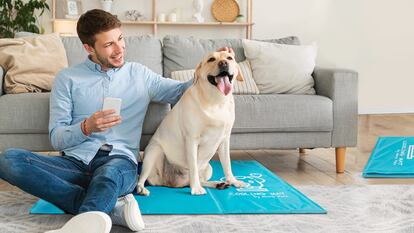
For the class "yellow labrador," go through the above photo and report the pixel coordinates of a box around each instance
[137,51,246,195]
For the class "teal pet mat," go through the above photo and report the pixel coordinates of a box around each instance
[30,160,326,214]
[363,136,414,178]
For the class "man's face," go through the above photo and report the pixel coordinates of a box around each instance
[85,27,125,70]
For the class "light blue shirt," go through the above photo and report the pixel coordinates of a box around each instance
[49,58,192,165]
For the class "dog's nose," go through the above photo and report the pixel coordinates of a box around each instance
[218,60,229,70]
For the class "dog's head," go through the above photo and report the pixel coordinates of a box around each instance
[194,51,244,96]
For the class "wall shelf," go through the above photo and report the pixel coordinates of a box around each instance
[52,0,253,38]
[156,22,254,26]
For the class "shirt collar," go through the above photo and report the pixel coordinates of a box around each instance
[84,56,122,74]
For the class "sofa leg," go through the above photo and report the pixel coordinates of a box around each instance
[335,147,346,173]
[299,148,306,154]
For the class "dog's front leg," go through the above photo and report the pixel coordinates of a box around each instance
[218,137,246,188]
[136,143,163,196]
[186,138,206,195]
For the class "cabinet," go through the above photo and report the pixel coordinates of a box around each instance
[51,0,253,39]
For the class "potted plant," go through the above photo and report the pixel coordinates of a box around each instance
[235,14,245,23]
[0,0,49,38]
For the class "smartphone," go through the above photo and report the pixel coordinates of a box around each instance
[102,97,122,116]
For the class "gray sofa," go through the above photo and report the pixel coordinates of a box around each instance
[0,35,358,173]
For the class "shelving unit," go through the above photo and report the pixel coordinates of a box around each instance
[51,0,253,39]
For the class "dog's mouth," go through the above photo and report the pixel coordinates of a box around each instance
[207,71,234,96]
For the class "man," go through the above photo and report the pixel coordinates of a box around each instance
[0,9,234,233]
[0,9,187,232]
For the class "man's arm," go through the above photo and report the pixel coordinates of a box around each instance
[48,71,89,151]
[144,66,193,105]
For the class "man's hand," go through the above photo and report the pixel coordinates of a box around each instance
[217,47,235,56]
[84,109,122,134]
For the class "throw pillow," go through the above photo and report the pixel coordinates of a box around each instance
[242,39,317,95]
[163,35,301,78]
[0,33,68,94]
[171,60,260,95]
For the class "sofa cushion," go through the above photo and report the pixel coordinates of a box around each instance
[162,35,301,78]
[142,102,170,135]
[163,36,244,78]
[62,35,163,75]
[0,93,169,135]
[0,93,50,133]
[61,37,88,67]
[232,94,333,133]
[123,35,163,75]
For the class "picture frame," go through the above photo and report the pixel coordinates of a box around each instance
[64,0,82,19]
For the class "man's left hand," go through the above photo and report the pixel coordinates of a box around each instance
[217,47,235,56]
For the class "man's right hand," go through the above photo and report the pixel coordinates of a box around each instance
[84,109,122,134]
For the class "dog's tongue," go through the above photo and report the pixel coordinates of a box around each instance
[216,76,232,96]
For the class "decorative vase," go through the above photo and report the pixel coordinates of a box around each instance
[158,13,166,22]
[101,0,113,13]
[192,0,204,23]
[168,13,177,22]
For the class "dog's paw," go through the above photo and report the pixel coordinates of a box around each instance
[191,186,207,195]
[136,184,150,196]
[227,179,247,188]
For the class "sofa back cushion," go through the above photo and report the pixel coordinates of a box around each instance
[62,35,163,75]
[163,36,245,78]
[162,35,300,78]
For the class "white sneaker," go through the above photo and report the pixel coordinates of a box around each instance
[110,193,145,231]
[45,211,111,233]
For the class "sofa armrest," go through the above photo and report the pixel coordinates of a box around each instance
[0,66,4,96]
[313,67,358,147]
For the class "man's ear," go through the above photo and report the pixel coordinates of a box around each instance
[83,44,94,55]
[236,63,244,81]
[194,62,202,83]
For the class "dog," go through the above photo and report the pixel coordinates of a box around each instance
[136,50,246,195]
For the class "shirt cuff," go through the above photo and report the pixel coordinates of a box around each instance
[71,121,89,142]
[183,78,193,90]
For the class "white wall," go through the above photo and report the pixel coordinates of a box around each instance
[41,0,414,114]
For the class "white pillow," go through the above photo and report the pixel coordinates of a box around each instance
[170,60,260,95]
[242,39,317,94]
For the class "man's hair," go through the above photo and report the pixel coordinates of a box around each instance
[77,9,121,47]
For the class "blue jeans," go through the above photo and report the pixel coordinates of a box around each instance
[0,148,137,214]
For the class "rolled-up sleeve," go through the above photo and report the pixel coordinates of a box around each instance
[143,66,193,105]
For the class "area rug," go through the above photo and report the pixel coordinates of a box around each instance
[31,161,325,215]
[1,185,414,233]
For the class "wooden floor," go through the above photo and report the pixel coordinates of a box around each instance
[2,114,414,191]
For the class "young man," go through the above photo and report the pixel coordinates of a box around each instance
[0,9,193,233]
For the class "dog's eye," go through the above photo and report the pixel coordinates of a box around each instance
[227,56,233,60]
[207,57,216,62]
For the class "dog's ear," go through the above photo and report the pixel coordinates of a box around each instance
[236,63,244,82]
[194,62,202,83]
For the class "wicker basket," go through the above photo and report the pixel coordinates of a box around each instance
[211,0,240,22]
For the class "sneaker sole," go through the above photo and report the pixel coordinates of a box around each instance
[45,211,111,233]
